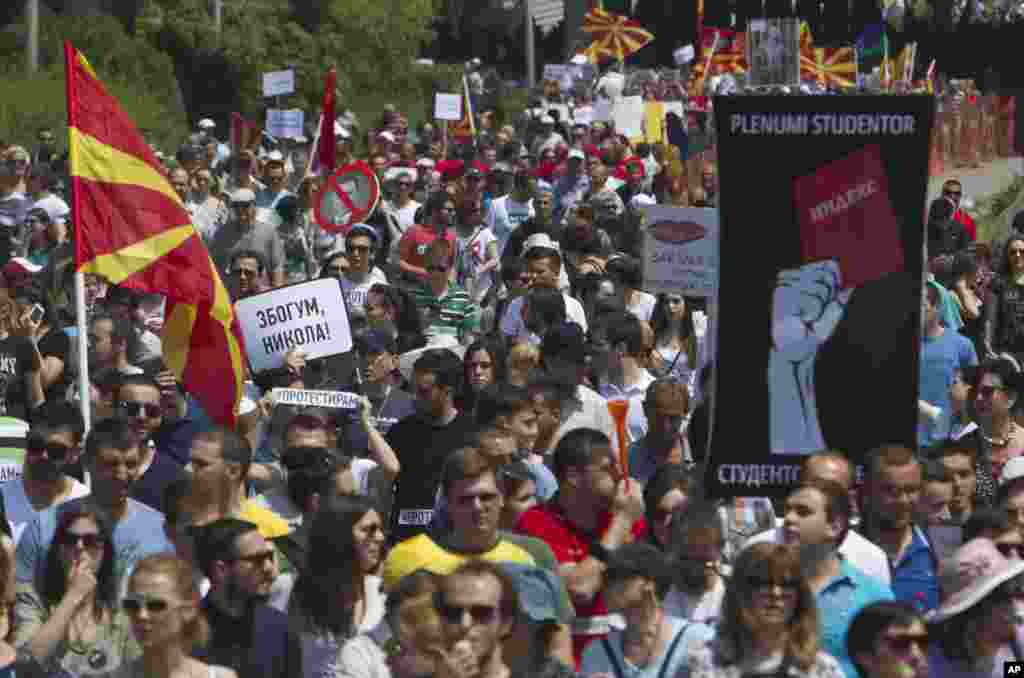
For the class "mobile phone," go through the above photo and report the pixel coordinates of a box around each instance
[29,304,44,324]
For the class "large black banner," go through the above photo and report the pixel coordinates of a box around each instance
[706,96,934,499]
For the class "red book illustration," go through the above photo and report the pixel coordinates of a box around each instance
[793,144,904,289]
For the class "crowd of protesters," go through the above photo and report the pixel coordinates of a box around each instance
[0,65,1020,678]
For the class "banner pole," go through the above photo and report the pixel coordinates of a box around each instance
[75,271,91,487]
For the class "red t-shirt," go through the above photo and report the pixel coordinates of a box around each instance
[515,502,647,666]
[954,209,977,242]
[399,224,456,274]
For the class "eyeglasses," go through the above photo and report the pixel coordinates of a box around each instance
[116,401,162,418]
[437,601,500,625]
[230,550,276,568]
[26,438,73,462]
[880,633,929,654]
[122,594,175,615]
[997,543,1024,559]
[59,530,105,549]
[748,576,800,595]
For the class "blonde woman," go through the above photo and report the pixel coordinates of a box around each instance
[507,342,540,387]
[100,554,237,678]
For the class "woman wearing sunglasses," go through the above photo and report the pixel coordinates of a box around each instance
[685,542,843,678]
[11,507,138,676]
[927,537,1024,678]
[108,554,236,678]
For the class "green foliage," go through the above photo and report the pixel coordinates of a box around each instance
[975,172,1024,243]
[0,9,187,151]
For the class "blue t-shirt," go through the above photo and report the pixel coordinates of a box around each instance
[816,558,895,678]
[918,328,977,446]
[581,615,713,678]
[16,496,173,586]
[890,526,940,613]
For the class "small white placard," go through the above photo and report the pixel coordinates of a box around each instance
[434,93,463,121]
[262,69,296,97]
[271,389,361,409]
[235,278,353,372]
[642,205,719,298]
[265,109,305,139]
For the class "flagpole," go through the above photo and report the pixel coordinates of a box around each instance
[75,272,91,436]
[701,31,720,96]
[306,113,322,177]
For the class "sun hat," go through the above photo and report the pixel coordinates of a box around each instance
[926,538,1024,623]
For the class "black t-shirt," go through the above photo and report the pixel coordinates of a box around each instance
[385,411,477,544]
[38,328,70,402]
[0,335,36,421]
[341,388,416,458]
[132,447,188,512]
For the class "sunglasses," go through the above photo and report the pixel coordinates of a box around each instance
[59,530,105,549]
[233,268,259,278]
[943,190,962,198]
[881,633,929,654]
[116,401,162,418]
[748,576,800,594]
[26,438,73,462]
[997,543,1024,559]
[122,594,175,615]
[437,601,500,625]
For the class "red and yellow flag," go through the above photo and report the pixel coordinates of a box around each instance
[800,47,857,89]
[582,7,654,64]
[65,42,246,426]
[689,27,747,92]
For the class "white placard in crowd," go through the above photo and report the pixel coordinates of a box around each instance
[543,64,569,82]
[642,205,719,297]
[262,69,296,97]
[434,93,463,121]
[613,96,645,139]
[271,389,361,409]
[265,109,305,139]
[235,278,353,372]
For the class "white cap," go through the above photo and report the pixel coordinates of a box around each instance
[540,115,555,125]
[571,54,589,65]
[230,188,256,204]
[416,158,436,169]
[522,233,561,257]
[630,194,657,209]
[198,118,216,129]
[265,150,285,164]
[335,123,352,140]
[568,149,585,161]
[378,131,396,144]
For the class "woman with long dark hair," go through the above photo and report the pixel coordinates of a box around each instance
[287,496,388,678]
[984,235,1024,364]
[649,292,704,398]
[12,507,137,676]
[459,337,507,416]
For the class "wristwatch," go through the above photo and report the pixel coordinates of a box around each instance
[588,540,611,563]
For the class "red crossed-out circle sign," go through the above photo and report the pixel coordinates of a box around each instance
[314,161,381,234]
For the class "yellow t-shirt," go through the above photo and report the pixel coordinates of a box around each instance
[383,533,535,591]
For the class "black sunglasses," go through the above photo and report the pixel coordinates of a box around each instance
[436,599,500,625]
[881,633,929,654]
[116,401,162,418]
[121,595,173,615]
[943,189,962,198]
[997,543,1024,559]
[59,530,105,549]
[26,437,73,462]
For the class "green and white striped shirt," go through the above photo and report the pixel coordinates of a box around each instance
[413,282,480,342]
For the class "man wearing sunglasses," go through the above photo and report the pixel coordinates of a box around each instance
[0,401,88,546]
[113,374,187,512]
[15,418,173,587]
[942,178,977,242]
[194,518,302,678]
[208,188,286,289]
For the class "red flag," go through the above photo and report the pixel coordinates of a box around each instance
[66,42,246,425]
[317,69,337,174]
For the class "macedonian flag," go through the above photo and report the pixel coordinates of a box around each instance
[65,42,246,425]
[582,7,654,64]
[800,46,857,89]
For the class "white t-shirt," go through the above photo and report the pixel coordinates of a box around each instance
[341,268,389,317]
[627,291,657,323]
[455,227,497,303]
[2,477,90,546]
[663,577,725,625]
[387,200,421,260]
[499,293,588,343]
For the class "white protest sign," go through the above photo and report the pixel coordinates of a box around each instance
[235,278,353,373]
[262,69,295,97]
[543,64,569,82]
[613,96,645,139]
[434,93,463,121]
[265,109,305,139]
[642,205,719,297]
[271,389,361,409]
